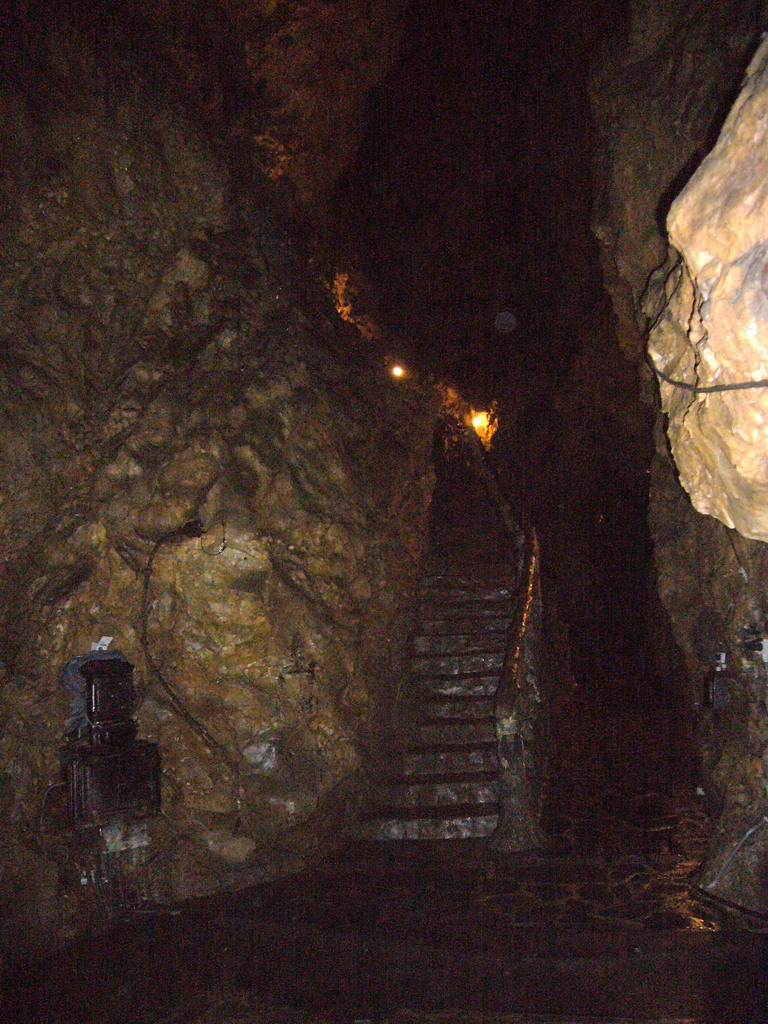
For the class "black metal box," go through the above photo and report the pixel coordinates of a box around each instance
[81,658,136,734]
[62,740,161,829]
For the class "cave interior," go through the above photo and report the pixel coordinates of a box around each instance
[2,0,768,1021]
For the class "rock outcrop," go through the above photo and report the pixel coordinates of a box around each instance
[592,0,768,913]
[591,0,763,360]
[643,34,768,912]
[648,37,768,541]
[0,6,431,958]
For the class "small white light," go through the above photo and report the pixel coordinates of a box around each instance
[391,364,405,378]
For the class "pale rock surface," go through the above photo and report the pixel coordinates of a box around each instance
[591,0,762,359]
[591,0,768,915]
[648,37,768,540]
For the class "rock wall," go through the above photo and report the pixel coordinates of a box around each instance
[591,0,764,359]
[592,0,768,912]
[648,38,768,540]
[0,6,431,958]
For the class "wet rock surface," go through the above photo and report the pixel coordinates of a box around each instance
[0,4,432,958]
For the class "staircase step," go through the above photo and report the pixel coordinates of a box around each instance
[381,767,500,787]
[416,674,499,696]
[412,633,508,657]
[419,604,515,627]
[415,719,496,745]
[403,742,499,775]
[372,777,500,808]
[417,614,513,636]
[422,696,496,719]
[419,579,512,603]
[411,652,505,676]
[419,592,515,611]
[358,807,500,840]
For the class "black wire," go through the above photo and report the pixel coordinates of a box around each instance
[137,522,233,765]
[693,884,768,923]
[38,781,67,830]
[645,351,768,394]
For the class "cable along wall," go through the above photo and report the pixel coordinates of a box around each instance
[647,36,768,541]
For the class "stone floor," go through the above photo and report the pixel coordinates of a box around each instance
[5,777,767,1024]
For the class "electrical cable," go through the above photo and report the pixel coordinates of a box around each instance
[38,781,66,830]
[137,519,233,764]
[701,814,768,892]
[693,884,768,923]
[645,350,768,394]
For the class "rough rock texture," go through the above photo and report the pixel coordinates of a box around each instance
[591,0,764,360]
[643,38,768,912]
[0,8,431,959]
[648,37,768,540]
[592,0,768,913]
[4,0,405,213]
[254,0,405,207]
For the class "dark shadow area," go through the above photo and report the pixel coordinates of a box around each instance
[654,34,764,235]
[336,0,699,825]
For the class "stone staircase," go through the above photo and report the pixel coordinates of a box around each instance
[359,421,527,841]
[360,573,515,839]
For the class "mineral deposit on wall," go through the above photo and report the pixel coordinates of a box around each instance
[648,37,768,541]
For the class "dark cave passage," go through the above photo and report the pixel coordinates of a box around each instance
[335,0,697,802]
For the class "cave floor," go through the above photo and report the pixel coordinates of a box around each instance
[7,797,766,1024]
[7,629,768,1022]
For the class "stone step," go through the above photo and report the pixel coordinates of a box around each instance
[403,742,499,775]
[371,776,500,809]
[410,651,505,677]
[380,767,500,787]
[358,804,500,841]
[412,633,508,657]
[414,718,496,745]
[421,695,496,719]
[419,600,516,623]
[415,674,499,697]
[417,614,513,637]
[419,591,515,611]
[420,581,512,597]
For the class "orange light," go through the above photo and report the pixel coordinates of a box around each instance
[391,364,405,379]
[469,406,498,449]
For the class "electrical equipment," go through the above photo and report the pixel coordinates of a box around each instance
[61,655,161,830]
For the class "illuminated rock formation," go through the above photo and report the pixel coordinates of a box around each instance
[648,37,768,541]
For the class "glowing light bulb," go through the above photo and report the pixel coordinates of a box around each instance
[469,406,498,449]
[391,364,405,378]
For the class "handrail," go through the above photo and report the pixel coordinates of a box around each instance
[497,526,540,750]
[451,419,545,846]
